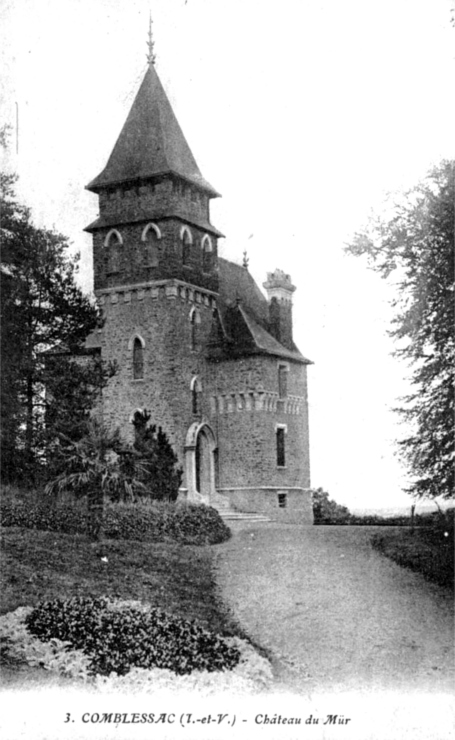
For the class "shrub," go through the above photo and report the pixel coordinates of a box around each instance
[0,498,231,546]
[312,487,351,524]
[130,410,183,502]
[25,597,240,676]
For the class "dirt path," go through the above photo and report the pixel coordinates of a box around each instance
[214,523,454,694]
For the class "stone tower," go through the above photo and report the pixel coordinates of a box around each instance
[85,59,222,457]
[84,50,313,521]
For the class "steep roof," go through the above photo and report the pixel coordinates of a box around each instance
[213,259,311,364]
[86,64,219,196]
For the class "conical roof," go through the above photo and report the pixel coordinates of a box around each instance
[87,64,219,196]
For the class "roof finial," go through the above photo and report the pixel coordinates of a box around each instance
[147,12,156,66]
[242,250,249,269]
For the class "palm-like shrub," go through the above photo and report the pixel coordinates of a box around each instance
[45,420,148,539]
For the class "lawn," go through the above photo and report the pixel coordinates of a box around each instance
[1,527,239,636]
[371,521,454,590]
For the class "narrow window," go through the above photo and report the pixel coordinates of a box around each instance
[133,338,144,379]
[190,309,200,351]
[106,229,122,273]
[144,228,160,267]
[192,385,199,414]
[182,229,192,265]
[278,492,287,508]
[202,235,213,272]
[276,427,286,467]
[191,377,202,415]
[278,364,288,398]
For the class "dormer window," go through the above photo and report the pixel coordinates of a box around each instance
[202,234,213,273]
[141,222,162,267]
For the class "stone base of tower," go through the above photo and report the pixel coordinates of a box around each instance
[216,487,313,524]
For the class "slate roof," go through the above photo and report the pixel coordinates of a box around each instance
[83,258,310,364]
[212,259,311,365]
[86,64,219,196]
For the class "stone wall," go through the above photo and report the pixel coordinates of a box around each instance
[98,281,216,483]
[206,356,311,490]
[220,487,313,523]
[93,218,218,294]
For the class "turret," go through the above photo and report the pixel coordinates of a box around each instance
[263,269,296,351]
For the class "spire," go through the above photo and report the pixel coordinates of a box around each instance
[147,12,156,66]
[86,63,219,196]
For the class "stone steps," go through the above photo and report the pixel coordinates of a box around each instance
[218,510,271,523]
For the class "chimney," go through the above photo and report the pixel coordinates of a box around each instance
[263,269,296,350]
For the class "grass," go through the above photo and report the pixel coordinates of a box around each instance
[372,521,454,590]
[0,527,240,637]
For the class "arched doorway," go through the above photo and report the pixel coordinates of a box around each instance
[185,422,217,504]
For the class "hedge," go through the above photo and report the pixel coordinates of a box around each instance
[0,498,231,546]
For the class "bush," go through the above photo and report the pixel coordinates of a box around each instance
[0,498,231,546]
[25,596,240,676]
[312,488,351,524]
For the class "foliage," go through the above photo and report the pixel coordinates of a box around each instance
[372,512,454,589]
[345,161,454,499]
[0,166,101,485]
[130,409,183,502]
[43,354,117,475]
[25,597,240,676]
[1,497,231,546]
[312,488,351,524]
[44,419,151,539]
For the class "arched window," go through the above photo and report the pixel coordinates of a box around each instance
[191,377,202,415]
[133,338,144,379]
[202,234,213,273]
[190,308,201,351]
[141,223,161,267]
[105,229,123,274]
[181,226,192,266]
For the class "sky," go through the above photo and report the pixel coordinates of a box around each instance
[1,0,454,511]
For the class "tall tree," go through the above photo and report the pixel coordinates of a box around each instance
[1,170,101,484]
[345,160,454,500]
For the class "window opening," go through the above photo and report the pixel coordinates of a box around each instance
[276,427,286,467]
[278,365,288,398]
[182,228,192,265]
[202,235,213,272]
[190,309,200,351]
[144,226,160,267]
[278,492,287,508]
[133,338,144,379]
[106,230,122,273]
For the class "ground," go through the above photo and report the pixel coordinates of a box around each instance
[215,522,454,695]
[1,522,454,740]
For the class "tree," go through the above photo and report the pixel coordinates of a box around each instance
[131,410,183,502]
[1,169,101,484]
[43,353,117,480]
[45,419,148,540]
[345,161,454,500]
[312,488,351,524]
